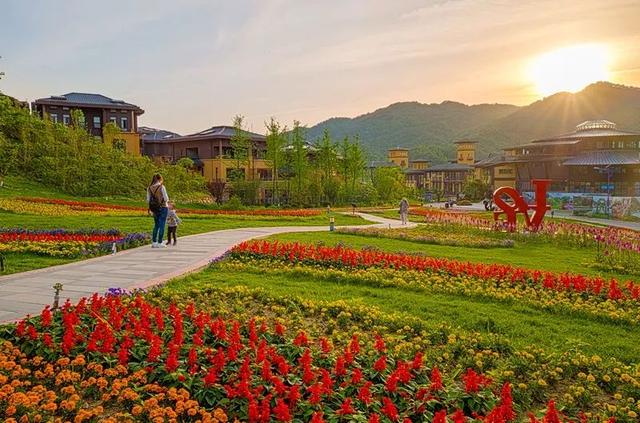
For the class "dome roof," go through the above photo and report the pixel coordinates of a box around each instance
[575,120,616,132]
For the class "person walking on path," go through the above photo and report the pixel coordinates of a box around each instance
[166,201,182,246]
[147,173,170,248]
[399,197,409,225]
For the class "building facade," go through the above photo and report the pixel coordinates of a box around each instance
[142,125,271,183]
[401,141,477,197]
[32,93,144,155]
[478,120,640,197]
[387,147,409,168]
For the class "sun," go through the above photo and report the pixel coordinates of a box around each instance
[529,44,610,97]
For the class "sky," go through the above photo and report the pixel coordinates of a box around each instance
[1,0,640,135]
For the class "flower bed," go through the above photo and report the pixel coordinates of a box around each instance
[0,229,148,258]
[409,208,640,254]
[8,197,322,218]
[2,291,631,422]
[222,258,640,325]
[232,240,640,302]
[337,226,515,248]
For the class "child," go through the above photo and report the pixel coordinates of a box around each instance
[166,202,182,246]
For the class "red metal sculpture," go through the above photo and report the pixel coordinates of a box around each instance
[493,179,551,232]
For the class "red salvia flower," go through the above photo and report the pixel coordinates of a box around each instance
[430,367,443,391]
[374,355,387,372]
[453,409,466,423]
[273,398,292,422]
[381,397,399,421]
[337,397,355,415]
[374,334,386,352]
[433,409,447,423]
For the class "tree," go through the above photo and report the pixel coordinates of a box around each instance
[289,120,309,206]
[315,129,338,204]
[265,117,287,205]
[230,115,251,181]
[338,136,351,192]
[337,136,366,202]
[347,136,366,194]
[206,180,227,204]
[372,167,407,204]
[463,178,490,201]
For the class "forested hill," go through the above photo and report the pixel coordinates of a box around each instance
[306,82,640,162]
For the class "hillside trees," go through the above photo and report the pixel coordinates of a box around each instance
[0,95,204,197]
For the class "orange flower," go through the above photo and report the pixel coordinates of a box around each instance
[213,408,228,422]
[131,405,143,416]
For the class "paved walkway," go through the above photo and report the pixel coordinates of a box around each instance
[0,213,413,322]
[551,210,640,231]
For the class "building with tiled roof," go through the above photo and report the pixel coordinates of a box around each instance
[389,142,478,197]
[477,120,640,196]
[142,125,270,183]
[32,92,144,155]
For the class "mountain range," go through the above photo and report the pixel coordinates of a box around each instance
[306,82,640,163]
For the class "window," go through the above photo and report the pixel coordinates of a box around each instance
[120,117,128,131]
[109,117,117,124]
[62,115,70,125]
[93,116,101,129]
[50,114,58,123]
[185,147,199,158]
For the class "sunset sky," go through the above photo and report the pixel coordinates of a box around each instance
[1,0,639,134]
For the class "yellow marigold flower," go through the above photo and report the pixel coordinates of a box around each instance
[628,411,637,419]
[538,379,547,387]
[586,374,596,382]
[214,408,228,422]
[603,374,611,382]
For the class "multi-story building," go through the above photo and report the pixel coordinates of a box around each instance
[401,141,478,196]
[142,125,271,182]
[387,147,409,168]
[477,120,640,197]
[32,92,144,155]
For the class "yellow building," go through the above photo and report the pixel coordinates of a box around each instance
[454,140,477,165]
[141,125,273,200]
[395,142,478,197]
[388,147,409,168]
[103,129,142,156]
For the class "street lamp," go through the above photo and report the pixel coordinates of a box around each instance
[593,165,613,218]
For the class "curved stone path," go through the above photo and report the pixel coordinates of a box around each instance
[0,213,413,322]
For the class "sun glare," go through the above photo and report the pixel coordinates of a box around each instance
[529,44,610,97]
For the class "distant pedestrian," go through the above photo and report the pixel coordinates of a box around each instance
[399,197,409,225]
[166,201,182,246]
[147,173,169,248]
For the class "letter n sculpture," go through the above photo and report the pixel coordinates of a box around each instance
[492,179,551,232]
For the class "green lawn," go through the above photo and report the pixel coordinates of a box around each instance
[267,231,636,281]
[0,252,75,276]
[0,211,366,236]
[165,263,640,363]
[0,176,369,275]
